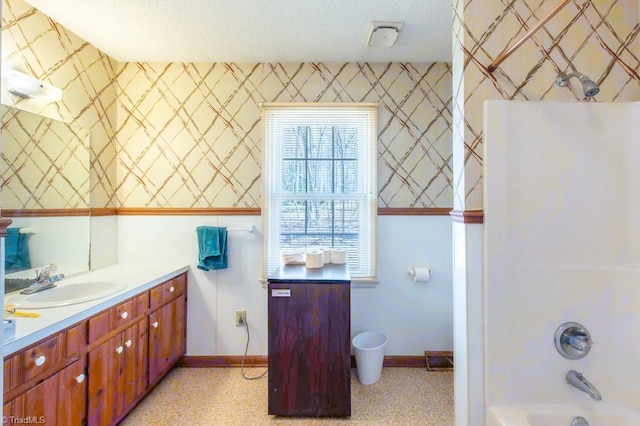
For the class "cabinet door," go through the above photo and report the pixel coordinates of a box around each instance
[268,283,351,416]
[58,359,87,425]
[122,319,147,412]
[149,294,186,385]
[4,368,57,424]
[88,320,150,426]
[88,335,120,426]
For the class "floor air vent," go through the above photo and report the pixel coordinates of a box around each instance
[425,351,453,371]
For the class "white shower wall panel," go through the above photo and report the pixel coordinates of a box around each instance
[483,101,640,410]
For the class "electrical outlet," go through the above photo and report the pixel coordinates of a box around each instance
[235,310,247,326]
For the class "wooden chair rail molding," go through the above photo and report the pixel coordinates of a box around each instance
[114,207,453,216]
[59,207,455,216]
[115,207,262,216]
[2,207,457,218]
[90,208,118,216]
[2,209,90,217]
[378,207,452,216]
[0,217,13,237]
[450,210,484,224]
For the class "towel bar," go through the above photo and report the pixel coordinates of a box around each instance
[197,225,256,233]
[227,225,256,233]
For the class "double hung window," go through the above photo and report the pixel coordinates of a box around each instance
[261,104,378,281]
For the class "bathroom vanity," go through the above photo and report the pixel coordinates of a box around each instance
[2,264,188,426]
[267,263,351,417]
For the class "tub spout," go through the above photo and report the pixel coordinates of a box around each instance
[566,370,602,401]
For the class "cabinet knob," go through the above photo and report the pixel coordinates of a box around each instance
[125,339,132,347]
[34,355,46,367]
[75,373,85,384]
[116,346,123,354]
[152,321,159,328]
[169,286,175,293]
[120,311,129,319]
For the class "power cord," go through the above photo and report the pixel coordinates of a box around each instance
[240,316,268,380]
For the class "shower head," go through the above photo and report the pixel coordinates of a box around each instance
[556,72,600,98]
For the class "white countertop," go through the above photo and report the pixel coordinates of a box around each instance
[3,263,190,357]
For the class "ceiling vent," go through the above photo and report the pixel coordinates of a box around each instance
[367,21,404,48]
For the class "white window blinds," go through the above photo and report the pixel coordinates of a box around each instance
[261,103,378,281]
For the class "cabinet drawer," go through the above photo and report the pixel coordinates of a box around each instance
[88,310,110,344]
[88,293,148,344]
[150,274,185,310]
[65,322,86,357]
[4,324,84,393]
[21,335,61,382]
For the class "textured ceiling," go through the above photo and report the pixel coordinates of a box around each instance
[22,0,452,63]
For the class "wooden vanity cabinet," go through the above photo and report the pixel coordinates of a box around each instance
[3,272,188,426]
[3,324,87,425]
[87,319,147,426]
[57,358,87,425]
[149,282,186,386]
[4,358,88,425]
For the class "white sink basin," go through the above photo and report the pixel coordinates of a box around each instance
[13,281,127,309]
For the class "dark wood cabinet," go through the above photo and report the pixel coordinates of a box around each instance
[4,272,187,426]
[87,319,147,426]
[268,264,351,417]
[3,358,86,425]
[149,293,186,386]
[58,358,87,425]
[3,323,87,426]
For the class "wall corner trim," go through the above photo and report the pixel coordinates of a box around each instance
[450,209,484,224]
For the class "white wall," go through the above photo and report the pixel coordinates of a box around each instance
[116,215,453,356]
[90,215,118,270]
[483,101,640,415]
[7,216,90,278]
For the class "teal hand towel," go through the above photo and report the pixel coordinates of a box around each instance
[197,226,228,271]
[5,228,31,272]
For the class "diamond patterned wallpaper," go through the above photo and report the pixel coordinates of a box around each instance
[453,0,640,210]
[1,106,90,209]
[2,0,453,210]
[7,0,636,213]
[115,62,453,208]
[1,0,118,209]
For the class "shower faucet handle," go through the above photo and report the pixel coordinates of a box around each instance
[555,322,593,360]
[566,333,592,352]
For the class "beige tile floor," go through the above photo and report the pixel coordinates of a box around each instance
[121,367,454,425]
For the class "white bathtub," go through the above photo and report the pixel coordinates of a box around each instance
[490,405,640,426]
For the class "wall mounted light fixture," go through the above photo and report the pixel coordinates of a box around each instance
[1,67,62,102]
[366,21,404,48]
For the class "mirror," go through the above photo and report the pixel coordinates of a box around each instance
[1,105,90,293]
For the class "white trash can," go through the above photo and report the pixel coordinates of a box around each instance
[352,331,387,385]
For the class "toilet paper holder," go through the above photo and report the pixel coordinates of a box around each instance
[407,266,431,283]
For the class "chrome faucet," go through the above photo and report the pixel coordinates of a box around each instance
[36,263,57,282]
[566,370,602,401]
[20,264,64,294]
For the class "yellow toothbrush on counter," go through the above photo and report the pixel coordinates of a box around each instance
[4,304,40,318]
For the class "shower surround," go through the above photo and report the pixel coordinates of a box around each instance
[483,100,640,425]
